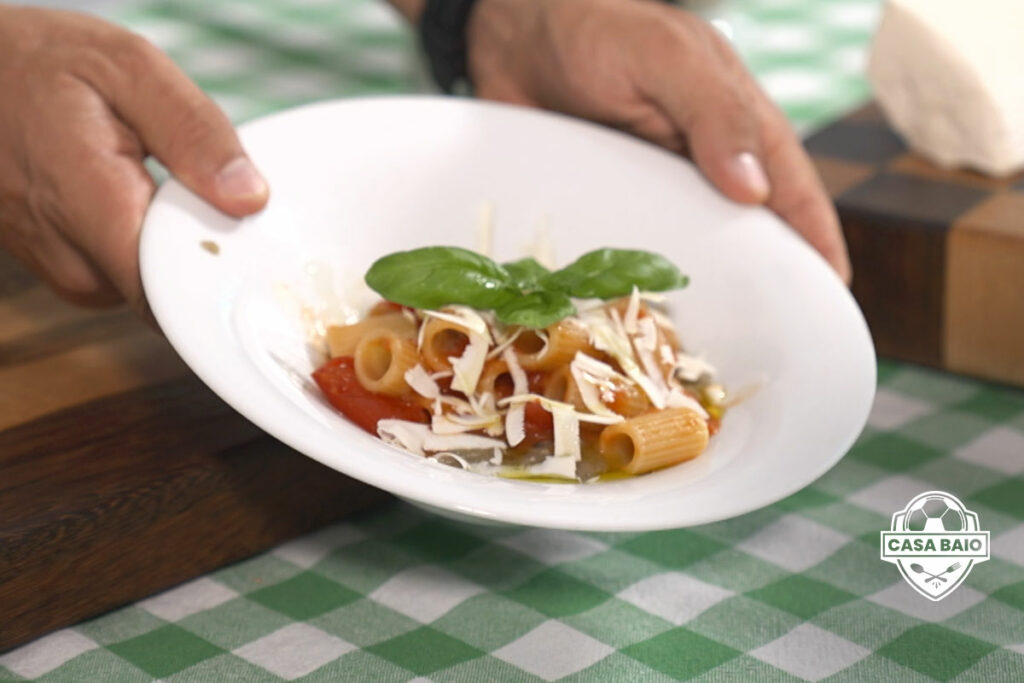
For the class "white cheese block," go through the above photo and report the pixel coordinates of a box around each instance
[868,0,1024,176]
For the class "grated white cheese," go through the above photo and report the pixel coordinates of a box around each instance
[674,353,716,383]
[497,394,624,425]
[569,352,626,420]
[476,201,494,258]
[623,286,641,335]
[501,348,530,446]
[378,419,506,454]
[405,364,440,400]
[584,309,665,409]
[551,402,581,462]
[431,413,503,435]
[450,330,490,396]
[665,387,709,418]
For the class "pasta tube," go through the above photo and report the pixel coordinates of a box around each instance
[354,330,420,396]
[541,366,587,411]
[514,319,592,371]
[327,313,416,358]
[598,407,708,474]
[420,317,471,372]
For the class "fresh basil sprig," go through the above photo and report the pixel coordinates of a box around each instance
[364,246,689,328]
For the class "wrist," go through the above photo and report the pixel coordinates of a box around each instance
[466,0,545,99]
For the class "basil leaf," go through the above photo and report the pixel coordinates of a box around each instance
[503,257,552,290]
[365,246,517,310]
[495,291,576,328]
[545,249,689,299]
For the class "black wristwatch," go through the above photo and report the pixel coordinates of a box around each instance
[419,0,483,94]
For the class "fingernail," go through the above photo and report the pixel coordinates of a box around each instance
[731,152,770,201]
[216,157,268,199]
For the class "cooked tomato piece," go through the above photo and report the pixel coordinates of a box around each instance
[313,356,428,434]
[522,401,554,443]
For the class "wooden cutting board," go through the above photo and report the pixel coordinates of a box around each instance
[0,251,389,652]
[806,102,1024,387]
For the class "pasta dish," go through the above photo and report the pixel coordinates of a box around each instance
[311,246,724,482]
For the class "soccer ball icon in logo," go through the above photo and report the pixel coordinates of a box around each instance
[905,495,966,533]
[881,491,989,601]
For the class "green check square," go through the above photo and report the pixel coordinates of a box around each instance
[107,624,223,679]
[432,594,546,651]
[556,549,665,595]
[367,626,483,675]
[847,433,944,472]
[695,508,784,545]
[431,655,546,683]
[991,579,1024,612]
[163,653,282,683]
[392,520,485,563]
[877,624,998,681]
[616,529,726,569]
[747,575,857,619]
[899,411,994,450]
[33,648,152,683]
[249,571,360,620]
[810,601,920,650]
[876,358,902,384]
[314,538,420,594]
[685,549,790,593]
[822,654,934,683]
[800,500,889,538]
[310,598,419,647]
[503,569,612,618]
[562,598,674,648]
[953,648,1024,683]
[685,596,800,652]
[444,543,546,592]
[177,597,292,650]
[971,479,1024,519]
[772,486,839,512]
[943,599,1024,647]
[953,386,1024,421]
[75,606,166,646]
[885,367,979,405]
[622,627,740,680]
[805,542,895,595]
[560,652,675,683]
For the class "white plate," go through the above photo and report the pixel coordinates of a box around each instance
[141,96,875,531]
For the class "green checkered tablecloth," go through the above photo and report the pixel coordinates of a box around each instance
[3,0,1024,681]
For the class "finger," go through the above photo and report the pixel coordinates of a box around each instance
[0,209,121,307]
[638,22,770,204]
[85,33,268,217]
[758,101,852,283]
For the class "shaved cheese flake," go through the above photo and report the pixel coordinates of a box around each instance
[501,348,529,395]
[505,402,526,446]
[659,344,676,367]
[569,353,622,419]
[424,306,491,340]
[490,448,503,465]
[521,454,578,480]
[429,451,471,470]
[637,316,659,352]
[432,413,502,435]
[638,291,668,304]
[405,364,439,399]
[449,330,489,395]
[551,403,581,461]
[377,419,428,456]
[623,286,641,335]
[665,388,709,418]
[583,309,664,409]
[674,353,716,382]
[487,327,522,360]
[498,394,623,425]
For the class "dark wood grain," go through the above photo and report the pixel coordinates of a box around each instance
[0,271,386,652]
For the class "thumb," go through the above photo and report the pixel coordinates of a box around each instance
[94,35,269,216]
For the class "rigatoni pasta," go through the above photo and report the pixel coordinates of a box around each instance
[313,285,725,483]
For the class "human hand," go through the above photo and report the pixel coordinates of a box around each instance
[0,6,269,314]
[467,0,851,282]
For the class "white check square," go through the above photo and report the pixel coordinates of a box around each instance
[369,565,483,623]
[493,621,613,681]
[138,577,238,622]
[736,514,851,572]
[234,623,354,680]
[751,623,869,681]
[0,630,97,679]
[617,572,734,625]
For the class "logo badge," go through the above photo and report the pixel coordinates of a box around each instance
[880,491,990,601]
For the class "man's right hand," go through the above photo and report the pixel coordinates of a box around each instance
[0,5,269,314]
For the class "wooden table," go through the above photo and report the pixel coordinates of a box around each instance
[0,251,388,652]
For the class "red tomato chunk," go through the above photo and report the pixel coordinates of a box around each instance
[312,357,428,434]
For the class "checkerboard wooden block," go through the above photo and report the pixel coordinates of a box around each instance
[807,103,1024,387]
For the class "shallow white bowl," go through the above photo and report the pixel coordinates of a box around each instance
[141,96,875,531]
